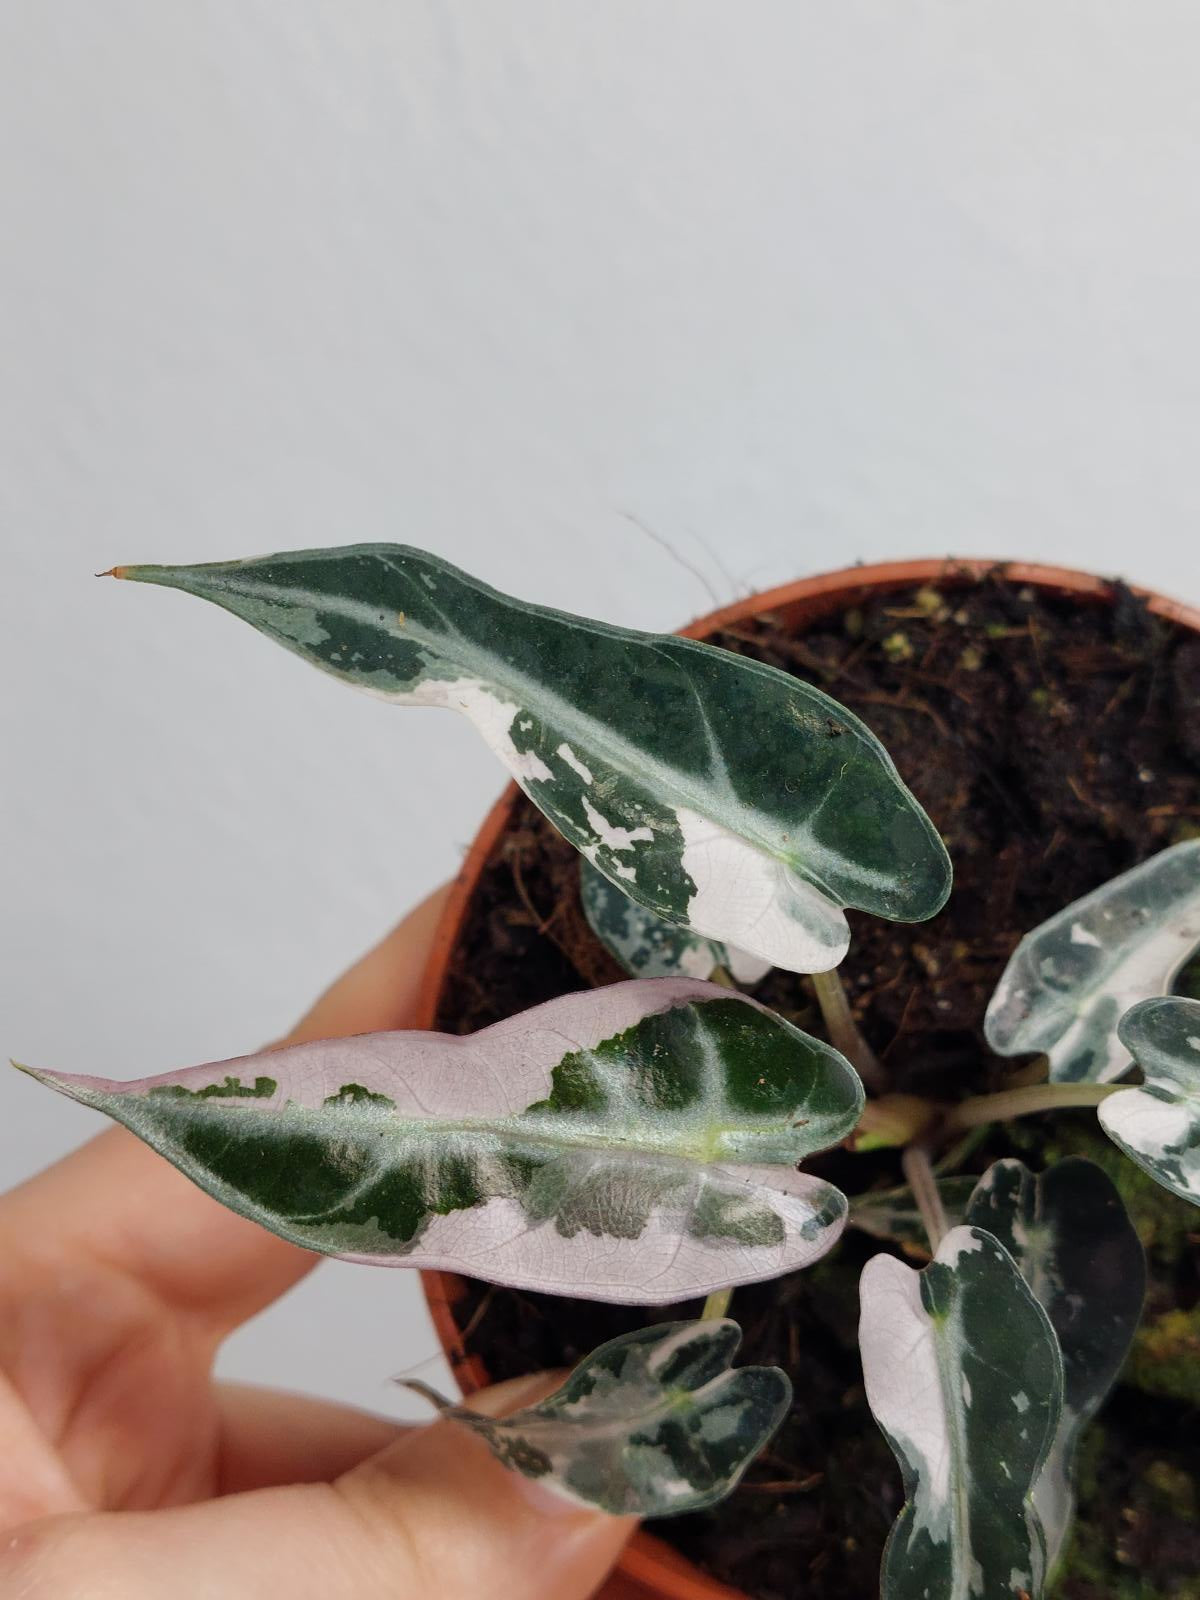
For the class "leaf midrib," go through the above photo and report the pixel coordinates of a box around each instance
[218,567,892,899]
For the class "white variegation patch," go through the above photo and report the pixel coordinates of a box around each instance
[986,840,1200,1083]
[579,858,771,985]
[675,806,852,973]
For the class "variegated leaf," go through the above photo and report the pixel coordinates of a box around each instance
[859,1227,1063,1600]
[113,546,951,973]
[17,980,861,1304]
[849,1176,977,1251]
[408,1318,790,1517]
[1100,995,1200,1206]
[579,857,770,985]
[965,1159,1144,1574]
[985,840,1200,1083]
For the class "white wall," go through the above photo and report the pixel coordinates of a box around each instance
[3,2,1199,1418]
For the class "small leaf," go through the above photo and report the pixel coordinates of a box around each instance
[985,840,1200,1083]
[408,1318,790,1516]
[1100,995,1200,1207]
[579,857,770,984]
[859,1226,1064,1600]
[113,546,951,973]
[17,979,861,1303]
[965,1159,1145,1573]
[848,1176,977,1250]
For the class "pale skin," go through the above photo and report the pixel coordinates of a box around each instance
[0,888,636,1599]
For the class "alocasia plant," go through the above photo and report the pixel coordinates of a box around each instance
[985,839,1200,1083]
[20,980,860,1302]
[406,1319,792,1516]
[105,547,951,973]
[18,544,1200,1595]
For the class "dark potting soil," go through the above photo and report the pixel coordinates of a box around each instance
[434,570,1200,1600]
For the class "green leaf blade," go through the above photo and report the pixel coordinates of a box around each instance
[413,1319,791,1517]
[1100,995,1200,1206]
[116,546,951,973]
[19,980,861,1303]
[985,841,1200,1083]
[860,1226,1064,1600]
[965,1159,1145,1572]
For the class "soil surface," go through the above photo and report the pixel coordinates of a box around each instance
[435,570,1200,1600]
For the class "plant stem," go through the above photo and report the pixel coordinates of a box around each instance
[944,1082,1121,1131]
[701,1287,733,1321]
[901,1145,949,1253]
[810,969,887,1094]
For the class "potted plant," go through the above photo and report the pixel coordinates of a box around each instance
[21,552,1200,1600]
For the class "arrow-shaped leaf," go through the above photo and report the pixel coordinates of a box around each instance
[985,840,1200,1083]
[409,1318,791,1517]
[579,857,770,984]
[859,1227,1064,1600]
[112,546,951,973]
[965,1159,1145,1573]
[1100,995,1200,1207]
[17,979,861,1303]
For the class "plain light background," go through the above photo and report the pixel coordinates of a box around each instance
[3,3,1199,1421]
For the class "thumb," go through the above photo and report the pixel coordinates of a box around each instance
[3,1374,635,1600]
[339,1372,637,1598]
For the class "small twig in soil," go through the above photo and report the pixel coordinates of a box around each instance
[852,691,952,742]
[878,984,921,1063]
[741,1474,824,1495]
[456,1285,497,1345]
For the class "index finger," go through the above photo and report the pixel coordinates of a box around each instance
[1,885,451,1339]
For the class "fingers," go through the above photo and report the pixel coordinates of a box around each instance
[1,886,451,1340]
[213,1384,405,1494]
[2,1374,635,1600]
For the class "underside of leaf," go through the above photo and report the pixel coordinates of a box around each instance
[409,1318,791,1517]
[1101,995,1200,1206]
[965,1159,1145,1574]
[113,546,952,972]
[985,840,1200,1083]
[17,980,861,1302]
[859,1226,1063,1600]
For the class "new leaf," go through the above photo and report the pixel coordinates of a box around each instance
[17,980,862,1303]
[113,546,951,973]
[859,1227,1063,1600]
[986,840,1200,1083]
[1100,995,1200,1206]
[409,1319,791,1517]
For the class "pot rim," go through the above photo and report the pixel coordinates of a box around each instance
[416,555,1200,1600]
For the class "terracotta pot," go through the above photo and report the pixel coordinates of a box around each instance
[416,557,1200,1600]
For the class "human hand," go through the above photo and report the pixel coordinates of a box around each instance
[0,888,635,1598]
